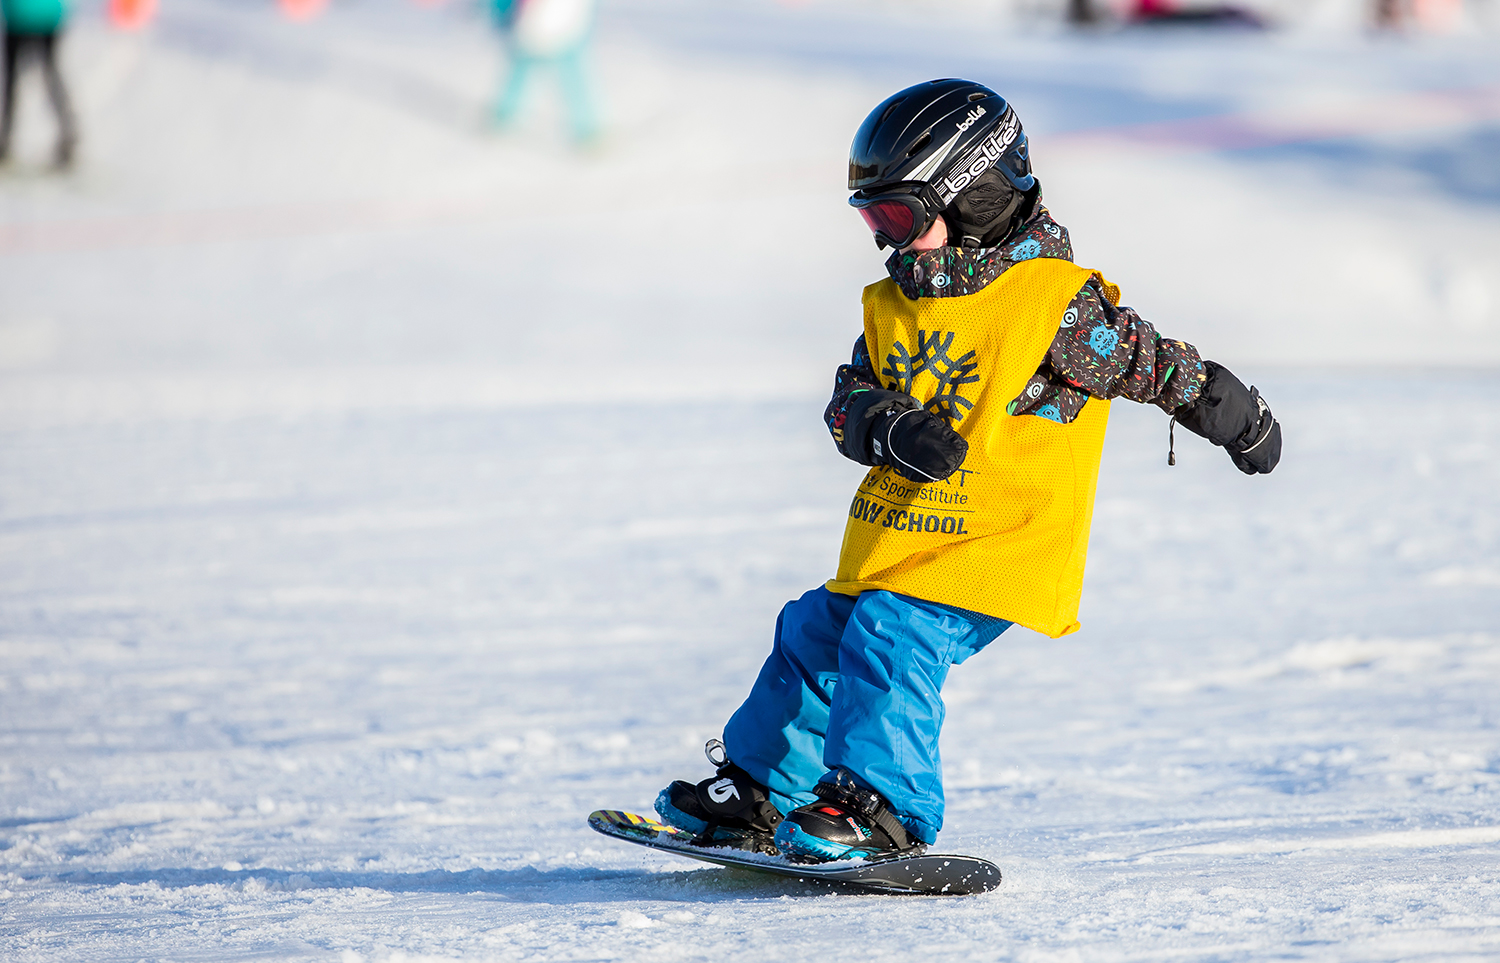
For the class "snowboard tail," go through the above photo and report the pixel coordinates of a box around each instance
[588,809,1000,896]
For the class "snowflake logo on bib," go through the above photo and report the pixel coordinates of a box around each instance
[882,329,980,424]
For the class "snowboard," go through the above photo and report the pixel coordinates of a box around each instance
[588,809,1001,896]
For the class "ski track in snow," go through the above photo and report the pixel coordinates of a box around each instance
[2,0,1499,959]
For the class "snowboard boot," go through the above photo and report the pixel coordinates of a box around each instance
[773,768,925,863]
[654,739,782,855]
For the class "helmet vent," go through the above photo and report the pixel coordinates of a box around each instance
[905,132,932,158]
[968,91,986,102]
[879,99,905,126]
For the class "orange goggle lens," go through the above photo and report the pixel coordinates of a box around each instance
[856,198,919,246]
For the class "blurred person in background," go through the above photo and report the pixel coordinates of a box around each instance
[1067,0,1098,23]
[1130,0,1265,26]
[489,0,600,147]
[1375,0,1405,27]
[0,0,75,168]
[1374,0,1467,31]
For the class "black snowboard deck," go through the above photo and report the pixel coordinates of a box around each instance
[588,809,1001,896]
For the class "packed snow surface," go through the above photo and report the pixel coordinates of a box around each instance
[2,0,1498,960]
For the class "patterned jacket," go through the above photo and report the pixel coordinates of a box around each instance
[824,206,1206,459]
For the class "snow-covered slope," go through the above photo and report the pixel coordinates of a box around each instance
[3,381,1498,961]
[1,1,1497,959]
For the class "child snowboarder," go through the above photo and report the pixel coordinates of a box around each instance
[653,79,1281,862]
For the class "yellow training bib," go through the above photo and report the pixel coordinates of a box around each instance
[826,258,1118,638]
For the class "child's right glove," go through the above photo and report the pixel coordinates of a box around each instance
[1173,361,1282,475]
[845,389,968,482]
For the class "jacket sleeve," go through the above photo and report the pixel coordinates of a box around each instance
[824,335,885,461]
[1007,277,1206,422]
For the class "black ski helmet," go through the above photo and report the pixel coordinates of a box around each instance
[849,79,1035,248]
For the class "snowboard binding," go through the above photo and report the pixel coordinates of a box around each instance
[775,768,924,863]
[655,739,782,855]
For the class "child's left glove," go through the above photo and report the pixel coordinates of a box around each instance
[1174,361,1281,475]
[845,389,968,482]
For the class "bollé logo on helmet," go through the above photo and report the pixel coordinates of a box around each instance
[936,109,1023,203]
[954,105,986,134]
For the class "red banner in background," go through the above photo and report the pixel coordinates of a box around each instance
[107,0,158,30]
[278,0,330,22]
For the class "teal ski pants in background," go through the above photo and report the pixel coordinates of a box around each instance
[493,43,598,143]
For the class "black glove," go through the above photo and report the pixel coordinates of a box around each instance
[1174,360,1281,475]
[845,389,968,482]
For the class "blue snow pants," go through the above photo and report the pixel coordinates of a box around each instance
[722,587,1011,844]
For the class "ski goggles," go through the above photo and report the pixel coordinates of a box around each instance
[848,183,944,250]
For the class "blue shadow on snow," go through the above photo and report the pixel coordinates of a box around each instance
[20,864,847,903]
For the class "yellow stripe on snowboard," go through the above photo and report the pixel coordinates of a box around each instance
[590,809,691,840]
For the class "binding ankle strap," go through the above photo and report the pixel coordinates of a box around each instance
[813,772,915,851]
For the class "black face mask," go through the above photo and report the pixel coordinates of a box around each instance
[941,170,1032,249]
